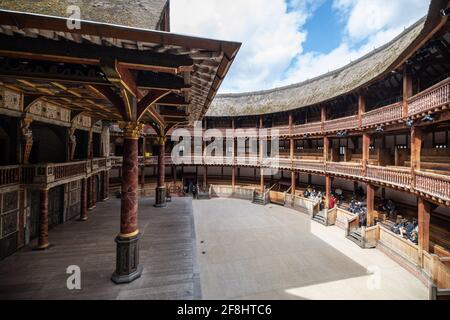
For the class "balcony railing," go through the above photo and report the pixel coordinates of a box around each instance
[415,171,450,202]
[362,102,403,127]
[292,159,325,172]
[0,165,20,186]
[53,161,87,180]
[324,115,359,132]
[366,165,412,189]
[408,77,450,117]
[326,162,363,177]
[292,122,322,136]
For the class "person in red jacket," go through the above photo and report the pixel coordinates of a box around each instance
[329,195,336,209]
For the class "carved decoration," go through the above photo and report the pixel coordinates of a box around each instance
[20,117,33,165]
[0,89,22,111]
[28,100,71,123]
[68,127,77,161]
[119,122,144,140]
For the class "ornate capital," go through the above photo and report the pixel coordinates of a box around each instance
[119,121,144,140]
[156,136,167,146]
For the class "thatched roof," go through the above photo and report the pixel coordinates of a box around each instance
[0,0,168,30]
[207,18,426,118]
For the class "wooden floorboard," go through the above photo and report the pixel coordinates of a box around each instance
[0,197,201,300]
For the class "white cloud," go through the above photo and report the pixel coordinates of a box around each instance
[171,0,430,93]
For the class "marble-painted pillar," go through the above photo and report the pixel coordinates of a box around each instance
[112,122,143,284]
[36,188,50,250]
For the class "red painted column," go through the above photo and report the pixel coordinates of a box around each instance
[112,122,143,284]
[36,188,50,250]
[79,178,88,221]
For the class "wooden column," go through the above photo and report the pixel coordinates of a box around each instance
[172,166,177,186]
[35,188,50,250]
[102,171,109,201]
[140,166,145,196]
[403,65,413,117]
[155,136,167,208]
[87,127,93,159]
[112,122,143,284]
[411,126,423,171]
[232,166,236,193]
[367,184,375,226]
[20,117,33,165]
[358,91,366,127]
[204,166,208,188]
[260,168,265,192]
[362,133,371,173]
[79,178,88,221]
[323,136,329,162]
[325,175,332,209]
[418,198,431,264]
[321,105,326,132]
[291,171,296,196]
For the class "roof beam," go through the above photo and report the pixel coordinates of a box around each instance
[0,34,194,74]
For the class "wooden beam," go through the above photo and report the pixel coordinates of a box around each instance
[88,85,128,120]
[137,89,172,121]
[0,34,194,73]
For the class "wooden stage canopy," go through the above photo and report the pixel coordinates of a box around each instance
[0,9,241,134]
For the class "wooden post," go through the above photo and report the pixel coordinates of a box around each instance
[155,136,167,208]
[291,171,296,196]
[260,168,264,192]
[358,91,366,127]
[418,197,431,265]
[232,166,236,193]
[367,184,375,226]
[35,188,50,250]
[79,178,88,221]
[362,133,371,173]
[411,126,423,187]
[325,175,332,209]
[321,105,326,132]
[204,166,208,188]
[403,65,413,118]
[323,136,329,162]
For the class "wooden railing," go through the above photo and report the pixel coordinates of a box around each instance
[415,170,450,202]
[53,161,87,180]
[324,115,358,132]
[408,77,450,116]
[326,162,363,177]
[292,122,322,136]
[272,125,290,136]
[366,165,412,189]
[0,165,20,186]
[379,225,420,265]
[292,159,325,172]
[362,102,403,127]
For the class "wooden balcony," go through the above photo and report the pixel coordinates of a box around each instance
[292,159,325,173]
[324,115,359,132]
[0,165,20,187]
[326,162,363,177]
[415,170,450,203]
[292,122,322,136]
[362,102,403,127]
[408,77,450,117]
[366,165,412,189]
[18,158,110,188]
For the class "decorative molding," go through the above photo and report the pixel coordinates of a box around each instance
[119,122,144,140]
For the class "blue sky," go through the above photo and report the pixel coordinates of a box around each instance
[171,0,430,93]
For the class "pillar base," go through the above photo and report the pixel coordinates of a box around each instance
[33,243,52,251]
[111,233,142,285]
[101,197,110,202]
[154,186,167,208]
[88,205,96,211]
[78,217,88,222]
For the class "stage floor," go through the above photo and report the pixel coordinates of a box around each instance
[0,197,200,300]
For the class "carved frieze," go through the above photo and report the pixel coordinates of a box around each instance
[74,114,92,129]
[28,100,71,123]
[0,89,22,111]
